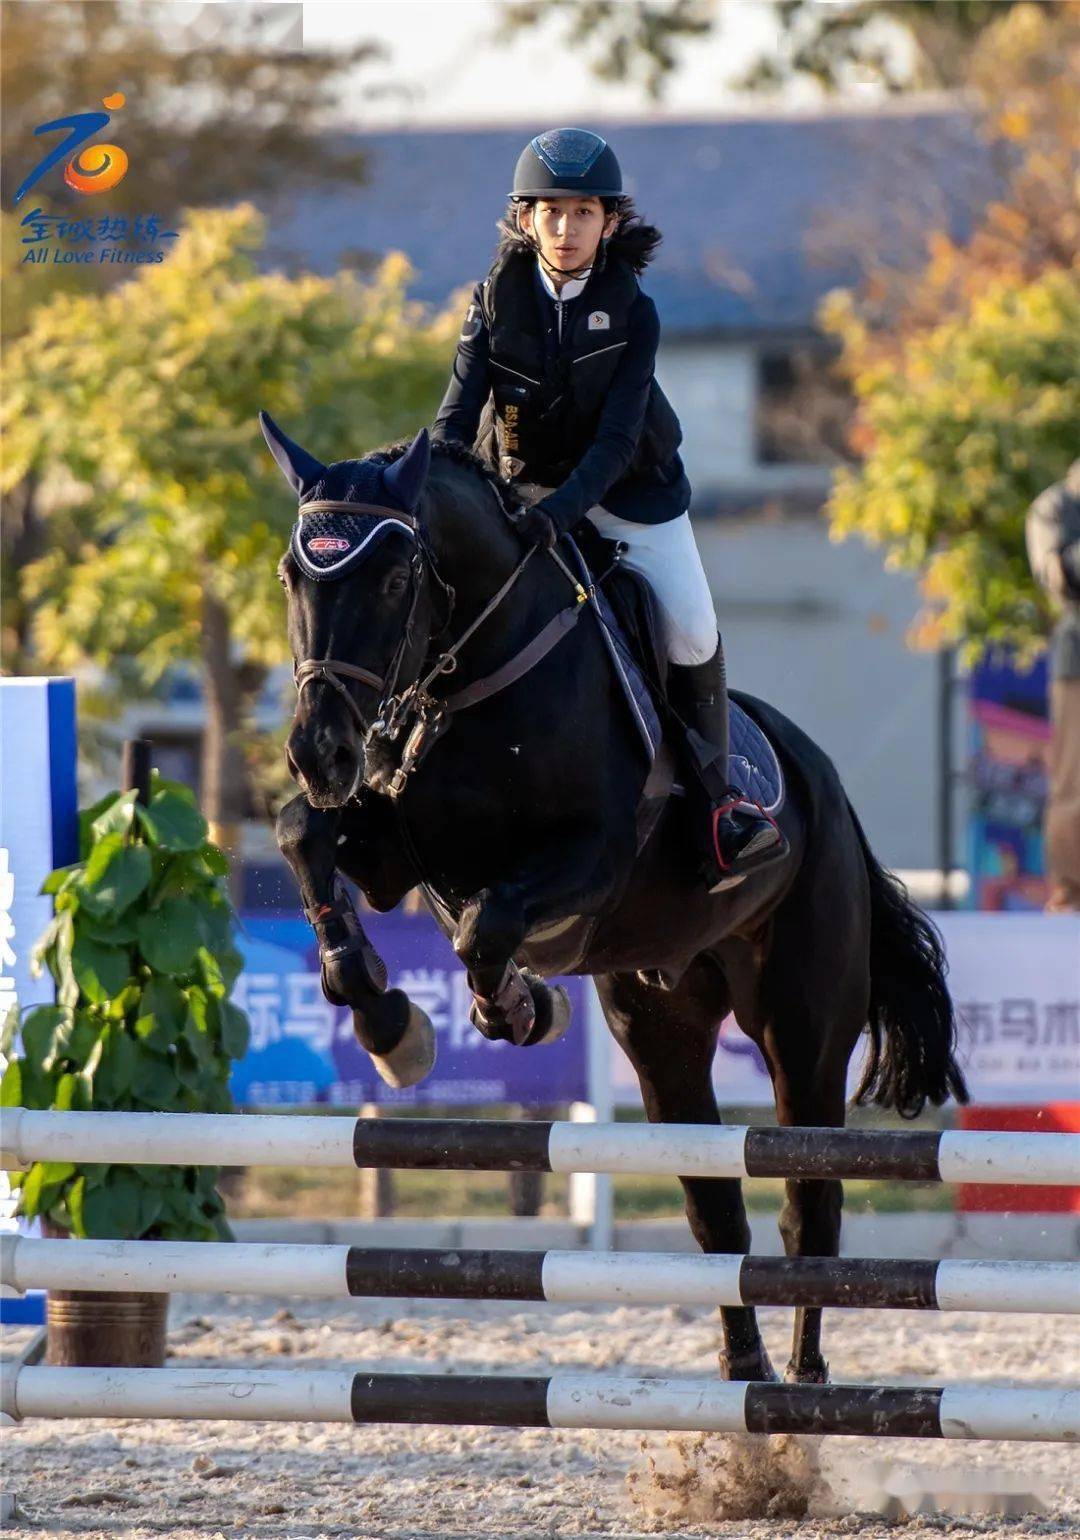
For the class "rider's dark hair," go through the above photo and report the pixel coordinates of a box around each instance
[496,195,662,274]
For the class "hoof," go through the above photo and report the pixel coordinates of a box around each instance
[522,978,572,1047]
[718,1345,778,1383]
[371,1001,436,1089]
[784,1357,829,1385]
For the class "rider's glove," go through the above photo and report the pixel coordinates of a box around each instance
[512,501,560,551]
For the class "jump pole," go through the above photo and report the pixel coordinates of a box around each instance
[3,1110,1078,1185]
[2,1365,1077,1441]
[3,1236,1077,1315]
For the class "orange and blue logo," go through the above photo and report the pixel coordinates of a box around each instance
[13,92,177,267]
[14,92,130,205]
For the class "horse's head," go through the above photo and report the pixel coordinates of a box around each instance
[261,411,444,808]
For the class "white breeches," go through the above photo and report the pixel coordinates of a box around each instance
[585,505,719,666]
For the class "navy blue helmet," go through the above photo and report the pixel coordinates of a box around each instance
[511,128,622,199]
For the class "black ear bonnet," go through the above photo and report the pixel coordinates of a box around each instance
[290,500,417,582]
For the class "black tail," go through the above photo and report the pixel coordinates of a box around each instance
[846,798,968,1118]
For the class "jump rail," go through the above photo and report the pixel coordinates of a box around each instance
[2,1365,1077,1441]
[3,1110,1078,1185]
[3,1236,1077,1315]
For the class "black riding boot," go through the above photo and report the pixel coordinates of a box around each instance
[668,637,788,890]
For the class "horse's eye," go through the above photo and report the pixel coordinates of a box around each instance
[385,571,409,597]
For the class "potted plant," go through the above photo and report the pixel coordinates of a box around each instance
[0,771,250,1366]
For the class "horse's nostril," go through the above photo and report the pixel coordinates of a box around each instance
[330,743,354,774]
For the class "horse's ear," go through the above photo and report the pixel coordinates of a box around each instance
[381,428,431,512]
[259,410,325,497]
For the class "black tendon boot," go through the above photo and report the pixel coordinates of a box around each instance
[668,637,788,889]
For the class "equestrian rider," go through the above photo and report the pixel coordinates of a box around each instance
[431,127,786,887]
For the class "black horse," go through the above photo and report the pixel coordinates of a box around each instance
[262,415,967,1386]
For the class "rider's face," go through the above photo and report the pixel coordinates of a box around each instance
[520,197,617,273]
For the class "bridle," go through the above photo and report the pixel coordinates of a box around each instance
[290,487,604,800]
[290,499,435,735]
[291,492,537,795]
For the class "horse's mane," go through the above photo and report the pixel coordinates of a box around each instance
[368,437,519,519]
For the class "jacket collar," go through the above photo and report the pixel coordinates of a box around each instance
[536,256,591,302]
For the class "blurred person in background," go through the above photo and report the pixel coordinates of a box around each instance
[432,127,786,889]
[1026,460,1080,912]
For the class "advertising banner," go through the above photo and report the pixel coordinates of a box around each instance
[606,912,1080,1109]
[232,907,1078,1113]
[232,911,589,1108]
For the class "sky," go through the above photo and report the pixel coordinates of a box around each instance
[295,0,856,127]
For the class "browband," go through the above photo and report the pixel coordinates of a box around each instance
[298,498,418,531]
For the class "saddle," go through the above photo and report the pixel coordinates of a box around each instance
[567,522,785,850]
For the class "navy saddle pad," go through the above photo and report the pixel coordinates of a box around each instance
[564,536,784,815]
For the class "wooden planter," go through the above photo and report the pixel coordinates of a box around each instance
[42,1221,168,1368]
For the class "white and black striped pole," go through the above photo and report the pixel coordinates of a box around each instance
[3,1236,1077,1315]
[2,1365,1077,1441]
[3,1110,1077,1185]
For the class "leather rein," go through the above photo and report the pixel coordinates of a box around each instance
[291,493,596,798]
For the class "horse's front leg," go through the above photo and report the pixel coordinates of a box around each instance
[275,794,435,1087]
[452,833,615,1047]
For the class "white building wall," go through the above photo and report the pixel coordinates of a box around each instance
[657,341,757,486]
[693,516,946,869]
[657,340,833,498]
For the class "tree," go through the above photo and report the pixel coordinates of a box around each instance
[499,0,1056,99]
[843,5,1079,333]
[819,5,1079,664]
[821,269,1079,664]
[2,203,461,851]
[1,0,385,667]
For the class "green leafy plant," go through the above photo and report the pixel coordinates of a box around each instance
[0,773,250,1240]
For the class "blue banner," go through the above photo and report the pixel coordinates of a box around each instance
[967,656,1050,910]
[231,911,589,1108]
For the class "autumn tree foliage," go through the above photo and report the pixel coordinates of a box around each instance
[821,4,1079,661]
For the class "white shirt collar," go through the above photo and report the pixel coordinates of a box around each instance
[537,257,591,302]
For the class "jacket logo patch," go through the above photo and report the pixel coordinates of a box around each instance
[460,302,482,342]
[587,311,610,330]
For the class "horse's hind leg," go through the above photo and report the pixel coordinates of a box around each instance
[756,876,870,1384]
[595,961,777,1383]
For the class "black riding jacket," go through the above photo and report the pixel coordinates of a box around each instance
[432,245,691,531]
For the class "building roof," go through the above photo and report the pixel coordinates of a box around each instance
[263,102,994,338]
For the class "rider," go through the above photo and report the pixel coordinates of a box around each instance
[431,127,786,886]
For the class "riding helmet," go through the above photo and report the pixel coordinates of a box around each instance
[511,128,622,199]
